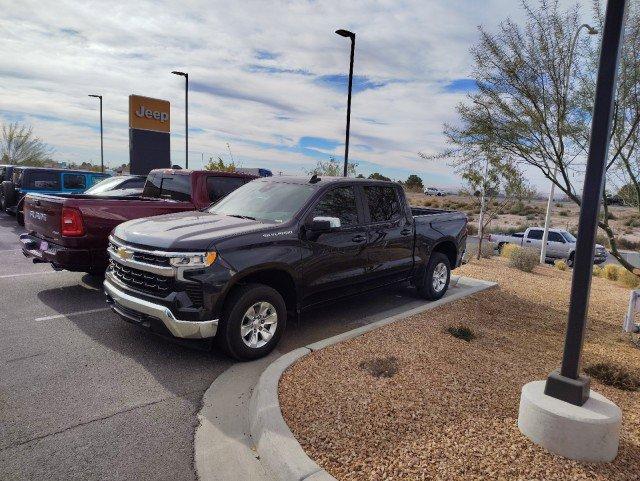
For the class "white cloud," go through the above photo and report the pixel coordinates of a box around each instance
[0,0,579,188]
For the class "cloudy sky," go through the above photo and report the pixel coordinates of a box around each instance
[0,0,582,189]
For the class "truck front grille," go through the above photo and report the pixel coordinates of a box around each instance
[110,259,173,297]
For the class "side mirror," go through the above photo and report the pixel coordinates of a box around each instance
[309,216,341,232]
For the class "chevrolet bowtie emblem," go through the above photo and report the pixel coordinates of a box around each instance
[117,247,133,260]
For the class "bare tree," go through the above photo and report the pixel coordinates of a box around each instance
[306,156,358,177]
[1,122,53,166]
[424,0,639,272]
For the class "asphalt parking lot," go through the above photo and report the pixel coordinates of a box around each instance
[0,213,444,481]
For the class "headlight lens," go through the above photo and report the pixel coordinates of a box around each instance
[169,251,217,267]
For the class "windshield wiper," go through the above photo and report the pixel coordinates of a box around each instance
[227,214,257,220]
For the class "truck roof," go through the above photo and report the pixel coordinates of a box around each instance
[259,175,400,187]
[149,168,256,179]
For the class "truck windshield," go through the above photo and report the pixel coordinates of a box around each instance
[142,173,191,202]
[209,181,315,223]
[562,231,577,242]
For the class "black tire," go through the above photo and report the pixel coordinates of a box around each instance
[418,252,451,301]
[216,283,286,361]
[0,191,5,212]
[16,209,24,226]
[1,181,16,211]
[567,252,575,268]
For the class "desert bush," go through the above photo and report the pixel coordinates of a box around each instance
[603,264,621,281]
[500,243,520,259]
[466,223,478,236]
[617,237,640,250]
[584,362,640,391]
[508,247,538,272]
[593,265,603,277]
[446,325,475,342]
[558,210,570,217]
[618,269,640,288]
[555,202,563,208]
[471,241,495,258]
[595,233,611,249]
[554,259,567,271]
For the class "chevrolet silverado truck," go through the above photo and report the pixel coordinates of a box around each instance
[20,169,255,274]
[103,175,468,360]
[489,227,608,266]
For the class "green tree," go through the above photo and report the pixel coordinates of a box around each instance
[421,0,640,272]
[405,174,424,192]
[205,156,236,172]
[368,172,391,181]
[1,122,53,166]
[307,156,358,177]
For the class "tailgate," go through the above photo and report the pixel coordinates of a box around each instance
[23,194,64,244]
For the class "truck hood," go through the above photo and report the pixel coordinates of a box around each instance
[112,210,271,251]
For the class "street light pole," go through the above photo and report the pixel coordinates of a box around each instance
[171,71,189,169]
[544,0,627,406]
[88,95,103,173]
[540,24,599,264]
[335,29,355,177]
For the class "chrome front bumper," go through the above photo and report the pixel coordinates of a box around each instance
[104,278,218,339]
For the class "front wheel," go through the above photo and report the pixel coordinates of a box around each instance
[567,252,575,268]
[418,252,451,301]
[216,284,286,361]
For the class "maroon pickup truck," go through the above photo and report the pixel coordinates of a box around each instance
[20,169,255,274]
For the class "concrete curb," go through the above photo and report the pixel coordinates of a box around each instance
[249,276,497,481]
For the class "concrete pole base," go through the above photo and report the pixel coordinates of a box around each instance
[518,380,621,462]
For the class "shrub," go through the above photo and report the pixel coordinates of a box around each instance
[554,259,567,271]
[471,241,495,258]
[555,202,563,208]
[508,247,538,272]
[617,237,640,250]
[603,264,621,281]
[558,210,570,217]
[618,269,640,288]
[446,325,475,342]
[593,265,603,277]
[359,356,399,378]
[584,362,640,391]
[466,223,478,236]
[500,243,520,259]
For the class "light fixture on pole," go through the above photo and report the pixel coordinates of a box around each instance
[88,94,104,173]
[540,24,599,265]
[171,71,189,169]
[335,29,356,177]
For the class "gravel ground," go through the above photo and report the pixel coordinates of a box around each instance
[279,258,640,480]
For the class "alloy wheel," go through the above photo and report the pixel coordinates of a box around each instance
[432,262,448,292]
[240,301,278,349]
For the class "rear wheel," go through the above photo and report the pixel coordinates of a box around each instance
[418,252,451,301]
[567,252,575,268]
[216,284,286,361]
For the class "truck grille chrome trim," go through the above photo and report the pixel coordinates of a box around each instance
[104,278,218,339]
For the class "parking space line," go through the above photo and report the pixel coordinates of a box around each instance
[35,307,112,322]
[0,271,61,279]
[0,248,20,253]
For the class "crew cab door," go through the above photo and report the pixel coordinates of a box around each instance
[361,184,414,287]
[301,185,369,306]
[546,231,567,258]
[524,228,543,249]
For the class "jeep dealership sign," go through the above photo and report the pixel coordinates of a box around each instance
[129,95,170,133]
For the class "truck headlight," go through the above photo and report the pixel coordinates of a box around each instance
[169,252,217,267]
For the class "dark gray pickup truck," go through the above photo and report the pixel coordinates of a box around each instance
[104,176,468,360]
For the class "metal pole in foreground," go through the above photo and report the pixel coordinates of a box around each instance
[544,0,627,406]
[335,29,355,177]
[88,95,104,172]
[171,71,189,169]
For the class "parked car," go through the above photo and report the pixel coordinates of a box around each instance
[103,176,468,360]
[81,175,146,197]
[20,169,255,275]
[2,167,110,219]
[489,227,608,266]
[424,187,446,196]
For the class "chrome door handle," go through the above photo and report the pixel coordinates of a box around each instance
[351,235,366,243]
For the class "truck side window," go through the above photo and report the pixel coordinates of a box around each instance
[548,232,565,243]
[25,171,60,190]
[528,229,543,240]
[311,187,359,227]
[206,176,246,203]
[63,174,86,189]
[364,186,400,222]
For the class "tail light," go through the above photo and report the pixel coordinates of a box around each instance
[61,207,84,236]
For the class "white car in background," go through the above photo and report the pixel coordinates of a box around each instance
[489,227,608,266]
[425,187,446,196]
